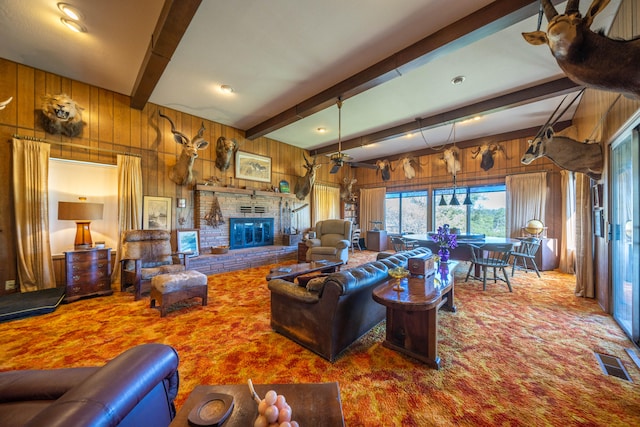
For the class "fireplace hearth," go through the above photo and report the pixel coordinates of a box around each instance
[229,218,274,249]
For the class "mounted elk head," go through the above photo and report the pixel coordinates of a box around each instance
[375,159,394,182]
[471,143,511,171]
[159,111,209,186]
[441,146,461,177]
[521,89,602,180]
[294,154,321,200]
[522,0,640,99]
[399,155,422,180]
[340,177,358,202]
[215,136,238,171]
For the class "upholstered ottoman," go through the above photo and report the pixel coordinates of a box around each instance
[150,270,208,317]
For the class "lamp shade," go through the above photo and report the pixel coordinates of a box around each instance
[58,202,103,221]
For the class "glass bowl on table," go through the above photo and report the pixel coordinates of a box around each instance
[388,267,410,291]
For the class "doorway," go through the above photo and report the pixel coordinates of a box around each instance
[611,125,640,345]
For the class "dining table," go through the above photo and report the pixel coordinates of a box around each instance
[403,234,521,262]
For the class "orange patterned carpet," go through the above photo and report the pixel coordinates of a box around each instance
[1,251,640,426]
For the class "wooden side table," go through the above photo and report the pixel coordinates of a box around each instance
[366,230,387,251]
[297,241,307,262]
[372,262,457,368]
[63,248,113,303]
[170,383,345,426]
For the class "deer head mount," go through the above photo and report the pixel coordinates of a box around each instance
[522,0,640,99]
[441,146,461,177]
[375,159,394,181]
[471,143,511,171]
[159,111,209,186]
[294,154,321,200]
[215,136,238,172]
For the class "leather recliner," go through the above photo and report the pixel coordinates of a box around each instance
[0,343,180,427]
[305,219,353,263]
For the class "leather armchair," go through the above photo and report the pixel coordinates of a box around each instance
[0,343,180,427]
[305,220,352,263]
[120,230,188,300]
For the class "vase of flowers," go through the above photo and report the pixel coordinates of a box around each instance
[431,224,458,263]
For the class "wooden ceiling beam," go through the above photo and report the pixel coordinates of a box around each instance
[310,77,581,157]
[245,0,563,140]
[130,0,202,110]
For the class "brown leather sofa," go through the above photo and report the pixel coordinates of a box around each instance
[268,247,432,361]
[0,343,179,427]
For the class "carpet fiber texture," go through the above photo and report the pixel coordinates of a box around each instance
[1,251,639,426]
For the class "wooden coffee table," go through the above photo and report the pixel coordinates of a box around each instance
[170,382,345,426]
[372,262,457,369]
[266,260,342,281]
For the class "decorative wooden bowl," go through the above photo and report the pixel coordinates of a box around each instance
[211,246,229,254]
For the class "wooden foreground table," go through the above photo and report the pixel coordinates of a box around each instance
[170,382,345,426]
[372,262,457,369]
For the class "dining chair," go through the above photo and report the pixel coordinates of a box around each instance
[465,243,515,292]
[511,237,541,277]
[351,228,362,253]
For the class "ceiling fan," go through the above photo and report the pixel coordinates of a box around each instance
[329,98,377,174]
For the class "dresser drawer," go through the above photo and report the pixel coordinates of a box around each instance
[64,248,113,303]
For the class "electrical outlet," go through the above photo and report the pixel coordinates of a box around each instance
[5,280,15,291]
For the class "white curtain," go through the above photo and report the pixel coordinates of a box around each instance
[505,172,547,238]
[111,155,143,284]
[12,138,55,291]
[359,187,386,233]
[311,184,340,225]
[575,173,594,297]
[559,170,576,274]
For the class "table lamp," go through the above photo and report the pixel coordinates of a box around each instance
[58,198,104,249]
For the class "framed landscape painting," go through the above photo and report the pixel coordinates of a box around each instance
[235,151,271,183]
[143,196,171,230]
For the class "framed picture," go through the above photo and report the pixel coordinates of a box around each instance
[143,196,172,230]
[235,151,271,183]
[177,229,199,257]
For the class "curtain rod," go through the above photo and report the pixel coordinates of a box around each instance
[12,134,142,158]
[359,169,553,191]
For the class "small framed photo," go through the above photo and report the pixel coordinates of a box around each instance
[177,229,200,257]
[143,196,172,230]
[177,198,186,208]
[235,151,272,183]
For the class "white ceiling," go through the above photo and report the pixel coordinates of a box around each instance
[0,0,622,163]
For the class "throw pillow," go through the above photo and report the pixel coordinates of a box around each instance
[306,276,327,293]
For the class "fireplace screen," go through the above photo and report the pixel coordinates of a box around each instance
[229,218,274,249]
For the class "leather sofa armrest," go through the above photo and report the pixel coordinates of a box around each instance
[305,239,321,248]
[24,343,179,427]
[0,367,98,403]
[268,279,320,303]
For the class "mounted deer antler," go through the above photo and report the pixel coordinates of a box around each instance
[340,177,358,202]
[159,111,209,186]
[522,0,640,99]
[294,154,321,200]
[0,97,12,110]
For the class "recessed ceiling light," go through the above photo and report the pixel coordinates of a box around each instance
[58,3,84,21]
[451,75,465,85]
[220,85,234,94]
[60,18,86,33]
[316,127,327,133]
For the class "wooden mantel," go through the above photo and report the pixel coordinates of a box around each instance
[195,184,297,199]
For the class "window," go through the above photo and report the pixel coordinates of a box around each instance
[385,191,428,235]
[434,184,506,237]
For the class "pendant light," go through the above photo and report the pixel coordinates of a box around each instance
[449,175,460,206]
[438,194,447,206]
[463,188,473,205]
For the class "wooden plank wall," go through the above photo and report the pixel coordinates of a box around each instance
[0,58,325,294]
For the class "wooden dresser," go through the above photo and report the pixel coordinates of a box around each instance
[64,248,113,303]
